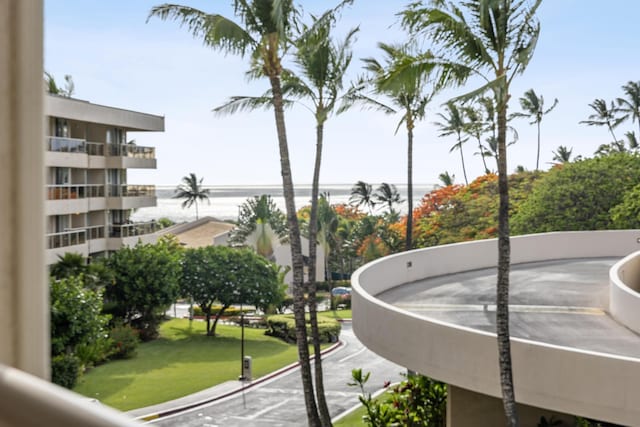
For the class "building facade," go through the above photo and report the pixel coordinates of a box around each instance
[45,94,163,265]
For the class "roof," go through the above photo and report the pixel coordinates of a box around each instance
[160,217,234,248]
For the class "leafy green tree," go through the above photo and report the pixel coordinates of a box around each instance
[402,1,543,423]
[436,102,469,185]
[173,173,210,220]
[374,183,404,216]
[50,276,109,388]
[181,246,282,336]
[104,237,182,340]
[349,180,376,213]
[512,153,640,234]
[611,183,640,229]
[580,98,623,143]
[148,4,351,421]
[511,89,558,170]
[617,81,640,136]
[229,194,287,260]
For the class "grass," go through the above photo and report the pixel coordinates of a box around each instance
[74,318,322,411]
[334,405,367,426]
[322,309,353,320]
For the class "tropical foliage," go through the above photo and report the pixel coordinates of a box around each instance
[173,173,210,220]
[103,237,182,341]
[181,245,283,336]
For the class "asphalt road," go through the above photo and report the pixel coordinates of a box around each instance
[152,323,403,427]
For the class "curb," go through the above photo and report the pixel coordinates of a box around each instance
[135,339,345,422]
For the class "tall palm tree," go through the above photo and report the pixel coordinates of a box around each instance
[346,42,448,251]
[617,81,640,136]
[214,19,357,423]
[462,104,490,174]
[148,3,333,424]
[402,1,543,424]
[173,173,210,220]
[436,102,470,185]
[580,98,623,143]
[349,180,376,213]
[373,183,404,215]
[511,89,558,170]
[551,145,573,163]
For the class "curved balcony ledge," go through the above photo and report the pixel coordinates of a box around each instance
[352,230,640,425]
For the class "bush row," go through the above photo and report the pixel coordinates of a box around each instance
[265,314,341,344]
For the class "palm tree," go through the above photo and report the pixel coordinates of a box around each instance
[346,42,450,251]
[373,183,404,215]
[436,102,469,185]
[462,104,490,174]
[349,180,376,213]
[580,98,624,143]
[438,171,455,186]
[148,3,335,424]
[625,131,639,152]
[44,72,75,97]
[511,89,558,170]
[617,81,640,136]
[214,18,357,423]
[551,145,573,163]
[401,2,543,424]
[229,195,288,260]
[173,173,210,220]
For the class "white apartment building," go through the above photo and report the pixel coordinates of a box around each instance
[45,94,164,265]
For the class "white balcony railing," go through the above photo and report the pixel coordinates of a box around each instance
[0,363,142,427]
[86,141,105,156]
[86,225,105,240]
[46,230,86,249]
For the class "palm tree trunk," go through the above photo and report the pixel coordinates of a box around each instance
[268,73,321,427]
[478,137,489,174]
[458,141,469,186]
[496,101,519,427]
[405,120,414,251]
[536,121,541,170]
[308,121,332,426]
[195,200,199,220]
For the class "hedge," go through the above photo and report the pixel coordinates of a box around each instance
[265,314,341,344]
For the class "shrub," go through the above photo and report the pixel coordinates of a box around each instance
[109,325,140,359]
[75,336,113,368]
[266,314,341,344]
[350,369,447,427]
[52,354,80,389]
[512,153,640,234]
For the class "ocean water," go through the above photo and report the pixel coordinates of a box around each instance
[130,184,436,223]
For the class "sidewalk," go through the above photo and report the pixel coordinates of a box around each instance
[127,340,344,422]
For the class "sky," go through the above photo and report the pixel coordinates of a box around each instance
[44,1,640,187]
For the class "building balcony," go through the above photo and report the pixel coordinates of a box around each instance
[45,230,88,264]
[106,144,156,169]
[107,221,158,250]
[106,185,156,210]
[46,184,105,215]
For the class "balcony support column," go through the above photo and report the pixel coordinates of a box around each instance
[0,0,48,379]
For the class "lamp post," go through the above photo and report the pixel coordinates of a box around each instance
[239,302,246,381]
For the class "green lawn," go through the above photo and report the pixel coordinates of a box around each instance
[322,309,352,320]
[74,319,314,411]
[334,405,367,426]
